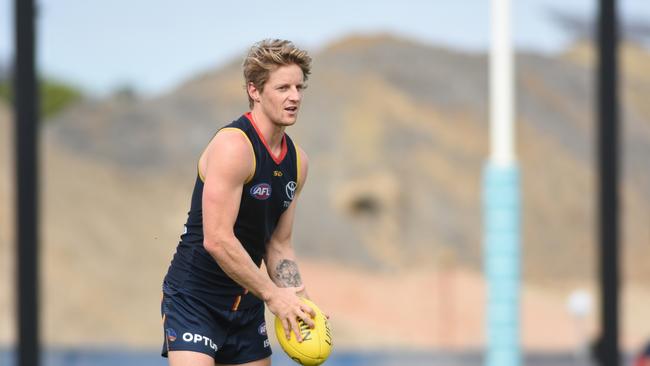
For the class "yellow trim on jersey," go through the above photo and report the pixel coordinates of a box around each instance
[232,295,242,311]
[198,160,205,182]
[295,142,301,190]
[198,127,256,184]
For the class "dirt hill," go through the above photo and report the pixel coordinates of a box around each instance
[0,35,648,349]
[42,34,650,280]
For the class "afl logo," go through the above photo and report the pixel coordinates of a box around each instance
[285,181,297,200]
[166,328,177,342]
[250,183,272,200]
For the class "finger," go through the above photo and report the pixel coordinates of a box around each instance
[298,309,315,328]
[282,317,291,340]
[289,316,303,342]
[302,303,316,319]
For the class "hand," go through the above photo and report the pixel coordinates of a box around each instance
[265,285,316,342]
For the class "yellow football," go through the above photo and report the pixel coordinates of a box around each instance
[274,298,332,366]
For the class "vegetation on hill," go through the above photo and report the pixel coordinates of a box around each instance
[0,77,83,119]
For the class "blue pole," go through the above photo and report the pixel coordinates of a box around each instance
[483,162,521,366]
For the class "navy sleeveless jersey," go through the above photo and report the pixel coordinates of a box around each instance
[164,113,300,310]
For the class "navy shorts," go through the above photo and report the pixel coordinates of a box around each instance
[161,284,272,364]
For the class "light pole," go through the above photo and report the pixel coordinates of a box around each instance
[484,1,521,366]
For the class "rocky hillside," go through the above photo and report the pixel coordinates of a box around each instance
[41,34,650,280]
[1,35,649,347]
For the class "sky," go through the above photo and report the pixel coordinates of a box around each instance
[1,0,649,97]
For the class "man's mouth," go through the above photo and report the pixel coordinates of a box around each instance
[285,106,298,112]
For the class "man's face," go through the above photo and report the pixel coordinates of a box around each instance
[254,64,306,127]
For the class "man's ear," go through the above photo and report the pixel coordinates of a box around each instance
[247,82,261,103]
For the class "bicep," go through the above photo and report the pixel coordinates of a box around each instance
[268,199,298,247]
[266,156,309,260]
[296,145,309,195]
[269,146,309,245]
[202,174,242,238]
[202,131,254,240]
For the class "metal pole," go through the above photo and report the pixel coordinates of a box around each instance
[597,0,620,365]
[484,1,521,366]
[490,0,515,167]
[14,0,40,365]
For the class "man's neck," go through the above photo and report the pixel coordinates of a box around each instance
[250,109,285,153]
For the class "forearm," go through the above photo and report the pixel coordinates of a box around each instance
[266,242,309,297]
[205,236,275,301]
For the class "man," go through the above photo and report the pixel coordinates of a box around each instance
[161,39,316,366]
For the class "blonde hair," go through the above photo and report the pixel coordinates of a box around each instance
[243,39,312,108]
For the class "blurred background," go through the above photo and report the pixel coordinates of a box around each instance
[1,0,649,365]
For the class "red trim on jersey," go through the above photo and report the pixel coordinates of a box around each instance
[245,112,288,165]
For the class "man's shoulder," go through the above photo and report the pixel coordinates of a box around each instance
[221,113,252,131]
[213,127,252,151]
[214,114,254,146]
[203,128,255,183]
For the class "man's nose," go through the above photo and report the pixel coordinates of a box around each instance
[289,86,302,101]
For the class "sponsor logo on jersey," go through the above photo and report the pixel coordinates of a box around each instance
[274,170,283,177]
[264,339,270,348]
[250,183,272,200]
[258,322,267,336]
[166,328,177,342]
[285,181,297,200]
[182,332,218,352]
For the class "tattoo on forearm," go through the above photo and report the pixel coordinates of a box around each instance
[275,259,303,287]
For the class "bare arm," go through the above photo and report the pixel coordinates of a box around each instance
[266,201,307,295]
[201,129,276,301]
[201,132,313,340]
[265,146,315,333]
